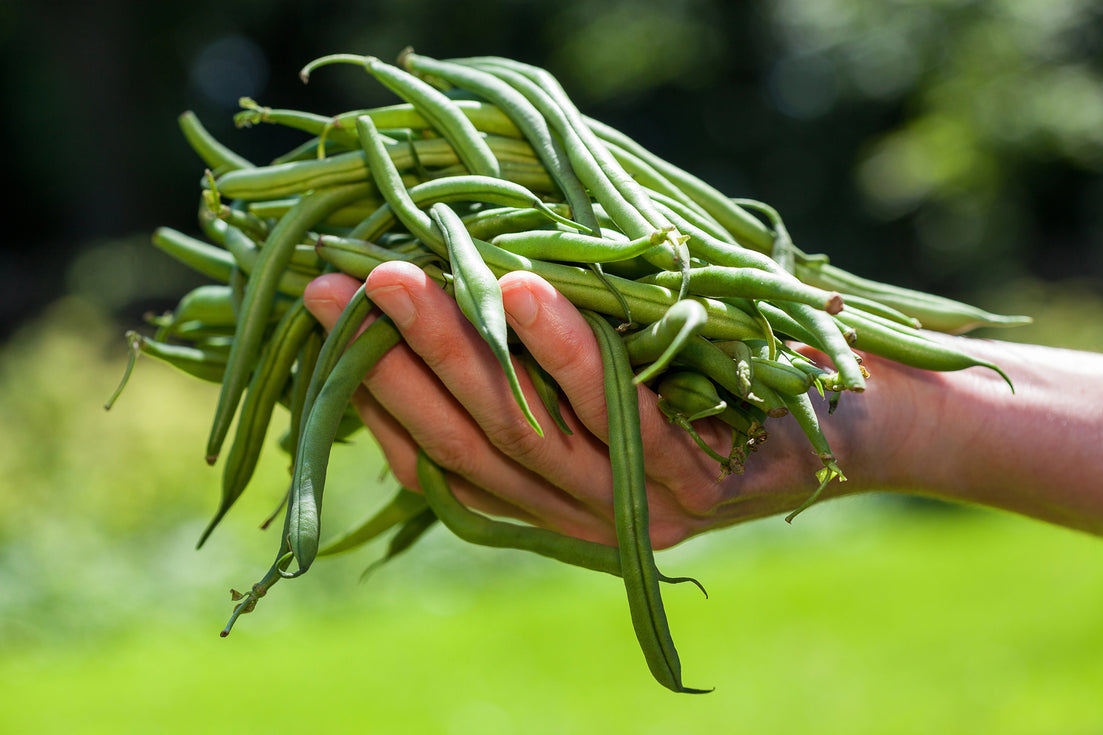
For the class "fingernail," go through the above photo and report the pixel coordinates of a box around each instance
[503,282,538,328]
[365,284,416,327]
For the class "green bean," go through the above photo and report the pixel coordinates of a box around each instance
[106,330,228,410]
[236,97,522,146]
[249,196,389,230]
[642,188,733,246]
[178,110,254,174]
[461,205,560,241]
[415,450,705,591]
[464,237,765,341]
[426,159,557,195]
[776,301,866,391]
[214,150,382,201]
[302,54,501,178]
[429,201,544,436]
[518,350,573,435]
[580,310,707,694]
[830,292,921,329]
[200,299,318,548]
[635,334,758,403]
[222,503,296,636]
[656,371,735,474]
[287,327,324,470]
[285,315,402,576]
[638,265,844,315]
[601,142,719,230]
[491,226,673,265]
[212,199,272,242]
[750,355,815,397]
[153,284,237,340]
[298,285,375,431]
[621,299,709,385]
[730,198,797,274]
[345,173,582,245]
[318,487,429,557]
[356,114,440,251]
[151,227,236,284]
[708,339,756,397]
[835,309,1014,389]
[206,182,373,465]
[314,235,448,286]
[363,505,439,578]
[796,261,1032,334]
[746,376,791,417]
[779,390,847,523]
[453,58,687,278]
[201,214,317,297]
[215,134,536,202]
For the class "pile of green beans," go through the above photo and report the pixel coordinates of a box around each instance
[112,48,1029,693]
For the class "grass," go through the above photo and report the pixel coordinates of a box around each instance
[2,505,1102,734]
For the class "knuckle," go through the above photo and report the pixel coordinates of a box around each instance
[485,413,549,466]
[423,432,484,480]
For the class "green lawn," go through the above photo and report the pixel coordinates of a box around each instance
[2,298,1102,734]
[3,507,1102,734]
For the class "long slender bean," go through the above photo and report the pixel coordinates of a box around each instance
[201,299,318,548]
[285,316,402,576]
[581,309,708,694]
[415,450,707,587]
[206,182,373,465]
[429,201,544,436]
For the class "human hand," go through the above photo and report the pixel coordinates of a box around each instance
[303,261,947,548]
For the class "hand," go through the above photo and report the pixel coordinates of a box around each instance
[304,262,1103,545]
[305,262,895,548]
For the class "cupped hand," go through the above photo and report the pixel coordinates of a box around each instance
[303,262,923,549]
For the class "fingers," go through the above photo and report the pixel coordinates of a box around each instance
[362,263,619,513]
[497,271,737,518]
[304,266,618,543]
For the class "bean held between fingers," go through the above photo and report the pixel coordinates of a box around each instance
[116,46,1031,693]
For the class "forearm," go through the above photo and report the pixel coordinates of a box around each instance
[848,337,1103,535]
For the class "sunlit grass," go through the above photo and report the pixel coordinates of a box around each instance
[2,510,1102,734]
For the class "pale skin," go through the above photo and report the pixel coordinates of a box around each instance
[303,261,1103,549]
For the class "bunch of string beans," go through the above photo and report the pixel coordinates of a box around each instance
[109,48,1030,693]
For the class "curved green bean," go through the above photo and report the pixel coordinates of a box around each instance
[302,54,501,178]
[178,110,254,174]
[318,487,429,557]
[415,451,706,590]
[401,51,600,236]
[621,298,709,385]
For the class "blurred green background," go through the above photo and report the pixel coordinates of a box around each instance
[3,0,1103,732]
